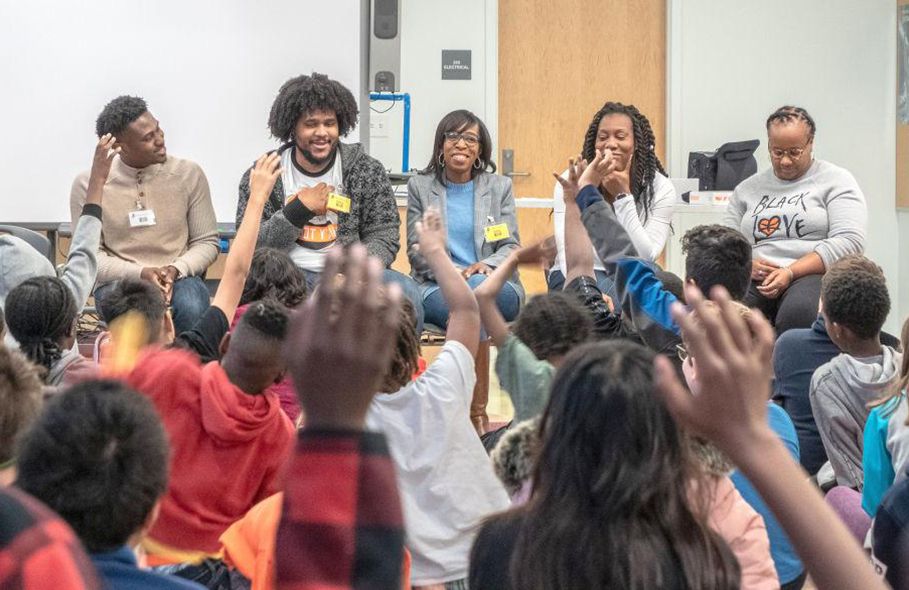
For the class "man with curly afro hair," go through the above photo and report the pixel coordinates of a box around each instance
[809,254,900,489]
[236,73,424,331]
[70,95,219,334]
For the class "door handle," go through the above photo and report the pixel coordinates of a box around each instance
[501,149,531,178]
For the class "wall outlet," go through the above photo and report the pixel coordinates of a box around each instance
[370,114,390,138]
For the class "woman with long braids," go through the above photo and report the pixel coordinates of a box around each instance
[469,340,744,590]
[549,101,677,293]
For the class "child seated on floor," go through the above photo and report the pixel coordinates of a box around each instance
[809,254,900,489]
[365,209,510,588]
[16,379,205,590]
[862,316,909,516]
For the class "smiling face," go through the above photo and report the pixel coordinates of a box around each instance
[118,112,165,168]
[294,108,340,169]
[442,123,480,182]
[768,120,814,181]
[594,113,634,172]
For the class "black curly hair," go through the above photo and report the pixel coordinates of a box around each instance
[240,248,308,309]
[268,73,359,142]
[681,225,752,301]
[513,292,593,362]
[821,255,890,339]
[381,298,421,394]
[4,277,78,377]
[236,299,289,340]
[581,102,666,221]
[95,95,148,138]
[766,105,816,140]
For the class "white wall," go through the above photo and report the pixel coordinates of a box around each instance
[668,0,902,332]
[368,0,496,173]
[0,0,362,223]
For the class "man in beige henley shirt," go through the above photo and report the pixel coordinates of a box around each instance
[70,95,219,333]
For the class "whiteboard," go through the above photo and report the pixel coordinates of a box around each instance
[0,0,362,222]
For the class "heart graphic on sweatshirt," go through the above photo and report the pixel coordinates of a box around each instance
[758,216,781,237]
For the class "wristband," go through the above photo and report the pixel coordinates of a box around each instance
[784,267,794,281]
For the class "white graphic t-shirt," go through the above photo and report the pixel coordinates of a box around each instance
[280,147,344,272]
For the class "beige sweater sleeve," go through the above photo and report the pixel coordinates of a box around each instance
[70,172,144,282]
[171,164,219,277]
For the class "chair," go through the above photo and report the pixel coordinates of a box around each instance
[0,224,52,262]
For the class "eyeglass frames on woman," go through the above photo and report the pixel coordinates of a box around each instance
[676,343,689,363]
[443,131,480,147]
[769,143,811,162]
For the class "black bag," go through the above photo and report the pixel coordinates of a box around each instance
[687,139,760,192]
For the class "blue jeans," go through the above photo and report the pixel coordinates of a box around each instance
[94,275,211,335]
[301,268,425,335]
[423,274,521,330]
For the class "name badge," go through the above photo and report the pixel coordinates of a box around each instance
[128,209,157,227]
[484,223,510,242]
[327,193,351,213]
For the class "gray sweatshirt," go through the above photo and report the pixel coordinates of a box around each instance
[1,206,102,347]
[722,159,866,268]
[809,346,902,488]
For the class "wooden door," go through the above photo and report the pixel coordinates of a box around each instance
[498,0,667,200]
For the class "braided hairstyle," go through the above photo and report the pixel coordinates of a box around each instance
[380,298,421,394]
[581,102,666,221]
[5,277,78,377]
[766,105,816,140]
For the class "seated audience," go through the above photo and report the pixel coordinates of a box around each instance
[366,211,510,587]
[277,245,406,590]
[722,106,867,334]
[236,72,423,331]
[16,380,205,589]
[0,485,102,589]
[100,153,280,364]
[773,313,841,475]
[656,282,888,590]
[559,150,753,361]
[550,102,676,293]
[0,345,43,486]
[862,317,909,516]
[682,301,805,590]
[232,247,308,423]
[407,109,523,329]
[5,277,97,387]
[475,246,592,424]
[469,340,745,590]
[1,134,110,347]
[809,255,897,488]
[71,95,219,334]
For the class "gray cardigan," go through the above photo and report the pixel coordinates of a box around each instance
[406,172,524,302]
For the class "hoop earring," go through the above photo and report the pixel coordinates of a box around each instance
[473,158,483,170]
[438,152,445,167]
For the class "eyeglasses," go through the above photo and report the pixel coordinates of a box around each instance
[769,143,811,162]
[443,131,480,147]
[676,343,689,363]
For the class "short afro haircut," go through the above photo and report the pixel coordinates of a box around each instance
[513,292,593,362]
[682,225,752,301]
[268,73,359,142]
[821,255,890,339]
[16,380,169,553]
[97,277,167,329]
[95,95,148,138]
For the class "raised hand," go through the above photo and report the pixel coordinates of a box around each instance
[578,149,617,191]
[284,244,402,430]
[603,165,632,197]
[654,283,775,451]
[415,208,446,257]
[249,152,283,203]
[515,236,557,265]
[553,155,587,205]
[86,133,120,205]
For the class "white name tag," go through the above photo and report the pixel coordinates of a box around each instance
[128,209,157,227]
